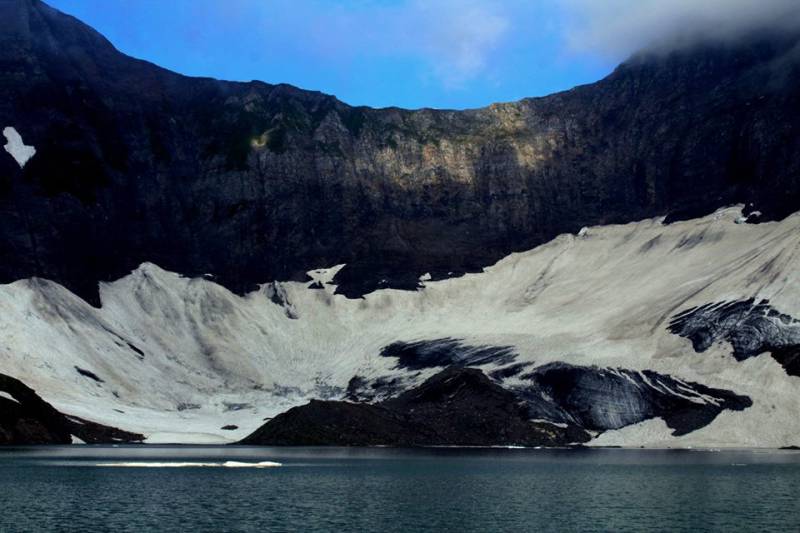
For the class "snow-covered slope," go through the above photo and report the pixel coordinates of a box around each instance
[1,206,798,446]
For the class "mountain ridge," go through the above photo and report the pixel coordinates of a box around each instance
[1,0,800,306]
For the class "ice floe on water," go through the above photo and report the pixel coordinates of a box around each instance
[95,461,282,468]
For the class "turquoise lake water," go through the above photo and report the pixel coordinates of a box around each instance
[1,446,799,532]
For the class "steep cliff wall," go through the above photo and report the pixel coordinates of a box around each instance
[1,0,799,304]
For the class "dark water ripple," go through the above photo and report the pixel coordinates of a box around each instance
[1,446,799,533]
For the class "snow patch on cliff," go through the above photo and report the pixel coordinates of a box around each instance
[0,391,20,404]
[2,127,36,168]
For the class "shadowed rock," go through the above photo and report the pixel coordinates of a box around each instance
[668,299,800,376]
[520,363,752,436]
[240,367,590,446]
[243,362,752,445]
[0,373,144,444]
[380,338,518,370]
[1,0,800,304]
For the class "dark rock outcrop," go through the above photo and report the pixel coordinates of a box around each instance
[1,0,800,304]
[382,367,590,445]
[519,363,752,436]
[240,363,751,446]
[668,299,800,376]
[380,338,518,370]
[345,374,409,403]
[0,373,144,444]
[240,367,590,446]
[240,400,414,447]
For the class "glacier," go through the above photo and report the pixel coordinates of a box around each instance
[1,206,798,447]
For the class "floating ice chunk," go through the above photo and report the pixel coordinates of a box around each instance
[95,461,282,468]
[71,435,86,444]
[222,461,282,468]
[3,127,36,168]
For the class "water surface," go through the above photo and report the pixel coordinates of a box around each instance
[1,446,798,532]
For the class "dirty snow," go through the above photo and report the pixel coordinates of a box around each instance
[1,206,799,446]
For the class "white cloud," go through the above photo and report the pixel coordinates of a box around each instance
[409,1,510,88]
[263,0,512,91]
[561,0,800,59]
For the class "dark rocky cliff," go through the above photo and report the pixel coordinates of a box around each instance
[240,365,750,446]
[0,373,143,444]
[2,0,799,304]
[240,367,592,447]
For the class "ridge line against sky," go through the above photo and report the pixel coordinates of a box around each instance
[47,0,800,110]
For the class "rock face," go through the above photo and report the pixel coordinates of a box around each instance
[519,363,752,437]
[240,367,590,446]
[240,401,413,447]
[0,373,144,444]
[380,338,518,370]
[240,365,750,446]
[1,0,800,304]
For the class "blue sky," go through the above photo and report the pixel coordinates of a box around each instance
[47,0,798,110]
[47,0,621,109]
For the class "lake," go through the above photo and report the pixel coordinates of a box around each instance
[1,446,799,532]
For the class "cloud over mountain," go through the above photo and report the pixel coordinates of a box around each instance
[561,0,800,58]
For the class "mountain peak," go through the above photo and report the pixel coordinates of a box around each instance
[1,0,115,48]
[0,0,149,93]
[0,0,799,307]
[0,0,35,38]
[0,0,37,9]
